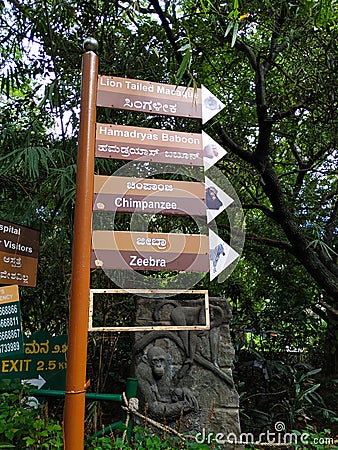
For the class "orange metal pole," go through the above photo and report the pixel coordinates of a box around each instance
[63,42,98,450]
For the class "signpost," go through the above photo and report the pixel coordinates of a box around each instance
[0,285,24,357]
[0,220,40,287]
[97,76,225,124]
[64,39,236,450]
[95,124,227,170]
[63,44,98,450]
[93,175,206,216]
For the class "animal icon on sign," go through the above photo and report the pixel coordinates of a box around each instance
[210,244,226,273]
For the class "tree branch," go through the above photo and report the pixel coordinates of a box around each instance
[311,304,328,323]
[148,0,182,64]
[317,299,338,320]
[324,198,338,248]
[271,103,306,122]
[245,233,294,253]
[243,203,276,221]
[232,38,257,71]
[264,3,288,73]
[212,122,254,163]
[260,162,338,299]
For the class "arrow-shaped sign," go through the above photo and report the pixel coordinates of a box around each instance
[93,174,235,224]
[205,176,234,224]
[22,374,46,389]
[201,87,225,124]
[202,131,227,171]
[209,229,240,281]
[91,230,209,273]
[95,124,227,171]
[97,76,225,124]
[91,230,239,280]
[93,174,237,224]
[93,175,206,216]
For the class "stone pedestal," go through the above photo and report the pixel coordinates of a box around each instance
[133,296,241,447]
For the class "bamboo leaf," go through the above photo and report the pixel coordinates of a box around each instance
[176,43,192,85]
[231,21,239,47]
[225,21,234,37]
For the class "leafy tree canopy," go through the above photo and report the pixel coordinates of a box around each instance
[0,0,337,373]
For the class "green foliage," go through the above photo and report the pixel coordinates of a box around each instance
[2,0,337,324]
[1,382,219,449]
[0,380,63,449]
[86,426,219,449]
[291,426,335,450]
[237,351,338,434]
[270,366,337,428]
[0,0,337,441]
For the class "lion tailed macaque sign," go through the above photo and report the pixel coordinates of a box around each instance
[96,76,225,124]
[93,175,206,216]
[91,229,239,280]
[0,220,40,287]
[0,285,24,357]
[95,124,227,170]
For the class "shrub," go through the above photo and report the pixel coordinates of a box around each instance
[0,379,63,449]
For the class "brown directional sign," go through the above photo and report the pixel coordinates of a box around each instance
[0,220,40,287]
[93,175,206,216]
[96,76,225,124]
[91,230,209,272]
[95,123,203,167]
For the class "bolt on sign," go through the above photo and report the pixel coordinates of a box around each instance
[96,76,225,124]
[0,331,68,391]
[91,230,210,272]
[93,175,206,216]
[0,285,24,357]
[0,220,40,287]
[95,124,227,170]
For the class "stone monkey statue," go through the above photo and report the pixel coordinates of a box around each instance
[153,300,224,367]
[135,346,198,420]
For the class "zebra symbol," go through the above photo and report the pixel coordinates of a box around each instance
[210,244,226,273]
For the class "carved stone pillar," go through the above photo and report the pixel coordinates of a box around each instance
[133,296,241,445]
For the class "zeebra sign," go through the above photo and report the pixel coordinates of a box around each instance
[91,228,240,281]
[91,230,209,272]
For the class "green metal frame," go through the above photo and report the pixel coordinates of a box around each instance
[31,377,138,442]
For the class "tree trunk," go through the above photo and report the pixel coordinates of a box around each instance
[323,312,338,377]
